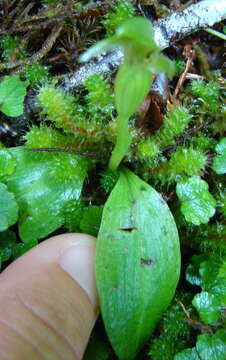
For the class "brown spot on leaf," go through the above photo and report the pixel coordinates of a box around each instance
[140,186,147,192]
[112,285,120,290]
[140,258,154,266]
[120,227,137,232]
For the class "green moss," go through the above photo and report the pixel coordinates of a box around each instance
[25,63,50,86]
[154,107,192,148]
[100,169,119,193]
[136,138,160,167]
[168,147,207,179]
[0,35,27,61]
[38,84,84,133]
[103,1,135,36]
[191,80,220,113]
[85,74,114,108]
[24,125,74,148]
[149,294,193,360]
[174,59,186,76]
[84,74,115,122]
[191,135,216,151]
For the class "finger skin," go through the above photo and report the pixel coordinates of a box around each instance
[0,233,98,360]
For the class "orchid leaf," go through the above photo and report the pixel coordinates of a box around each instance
[79,38,120,63]
[96,168,180,359]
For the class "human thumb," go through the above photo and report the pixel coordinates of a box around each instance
[0,233,99,360]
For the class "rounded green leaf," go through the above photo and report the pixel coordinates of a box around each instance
[6,147,87,243]
[0,75,28,117]
[192,292,222,325]
[0,230,16,265]
[212,137,226,174]
[175,330,226,360]
[0,149,17,178]
[0,182,18,232]
[176,176,216,225]
[96,168,180,360]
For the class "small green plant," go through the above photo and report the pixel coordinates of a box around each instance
[212,137,226,174]
[81,17,180,360]
[80,17,175,171]
[174,329,226,360]
[176,176,216,225]
[0,75,29,117]
[187,254,225,326]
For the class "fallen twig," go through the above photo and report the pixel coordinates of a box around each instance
[0,24,63,72]
[171,44,195,102]
[61,0,226,91]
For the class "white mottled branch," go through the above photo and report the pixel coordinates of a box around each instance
[61,0,226,92]
[154,0,226,49]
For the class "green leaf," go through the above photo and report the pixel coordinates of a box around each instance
[0,182,18,232]
[0,75,29,117]
[109,64,152,171]
[80,17,158,63]
[174,348,200,360]
[174,329,226,360]
[186,254,226,325]
[197,330,226,360]
[96,168,180,360]
[185,255,207,286]
[212,138,226,174]
[79,38,119,63]
[6,147,87,243]
[80,205,103,237]
[147,53,175,79]
[115,17,157,51]
[0,230,16,268]
[12,240,36,260]
[176,176,216,225]
[0,148,17,178]
[115,64,152,119]
[192,291,222,324]
[63,200,84,232]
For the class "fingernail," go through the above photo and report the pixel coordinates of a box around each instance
[59,244,98,309]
